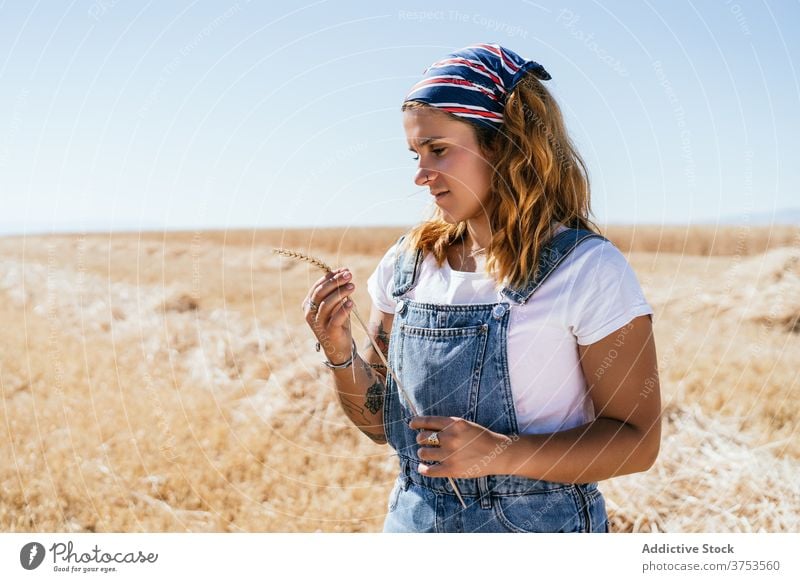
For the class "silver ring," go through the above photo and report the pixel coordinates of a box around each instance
[307,299,319,312]
[425,431,440,446]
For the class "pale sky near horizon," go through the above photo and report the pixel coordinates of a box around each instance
[1,0,798,235]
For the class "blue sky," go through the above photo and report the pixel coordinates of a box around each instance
[0,0,798,234]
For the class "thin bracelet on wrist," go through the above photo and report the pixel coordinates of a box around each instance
[322,339,357,369]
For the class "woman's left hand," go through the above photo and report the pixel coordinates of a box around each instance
[408,416,516,479]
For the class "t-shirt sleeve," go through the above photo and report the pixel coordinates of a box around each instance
[568,240,654,345]
[366,241,399,314]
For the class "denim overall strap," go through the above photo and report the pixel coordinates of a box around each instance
[500,228,608,305]
[389,228,608,303]
[390,234,424,299]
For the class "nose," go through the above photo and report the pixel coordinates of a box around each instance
[414,166,437,187]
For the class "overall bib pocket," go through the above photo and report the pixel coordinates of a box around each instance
[395,322,489,422]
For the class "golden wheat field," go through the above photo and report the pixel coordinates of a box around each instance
[1,225,798,533]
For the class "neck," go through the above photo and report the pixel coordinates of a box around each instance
[464,218,491,253]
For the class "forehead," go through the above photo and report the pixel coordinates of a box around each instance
[403,107,475,146]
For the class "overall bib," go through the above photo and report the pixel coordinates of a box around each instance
[382,227,611,533]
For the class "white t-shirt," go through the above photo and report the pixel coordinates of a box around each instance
[366,226,654,435]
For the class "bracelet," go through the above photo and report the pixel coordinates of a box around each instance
[322,339,357,369]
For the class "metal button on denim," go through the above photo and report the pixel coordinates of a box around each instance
[492,303,509,319]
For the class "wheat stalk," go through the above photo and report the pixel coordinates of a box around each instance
[272,246,468,508]
[273,248,334,273]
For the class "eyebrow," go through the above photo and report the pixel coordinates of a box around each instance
[407,136,445,151]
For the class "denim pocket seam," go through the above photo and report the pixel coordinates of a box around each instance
[572,485,592,533]
[490,492,580,533]
[491,497,533,533]
[400,323,486,338]
[490,485,572,497]
[585,486,602,503]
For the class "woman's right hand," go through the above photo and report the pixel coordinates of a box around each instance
[303,267,357,364]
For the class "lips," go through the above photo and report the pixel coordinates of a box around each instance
[433,190,449,199]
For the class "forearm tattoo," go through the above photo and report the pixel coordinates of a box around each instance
[340,397,387,444]
[364,379,384,415]
[376,321,390,358]
[356,357,385,415]
[337,359,387,444]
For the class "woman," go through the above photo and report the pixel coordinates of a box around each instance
[303,43,661,533]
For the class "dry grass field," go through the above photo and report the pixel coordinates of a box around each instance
[1,225,798,532]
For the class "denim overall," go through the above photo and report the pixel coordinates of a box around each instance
[382,227,611,533]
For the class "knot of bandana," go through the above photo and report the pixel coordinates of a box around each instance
[403,43,551,129]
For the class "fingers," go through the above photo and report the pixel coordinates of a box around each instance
[417,446,446,463]
[303,268,343,307]
[417,462,446,478]
[328,293,354,327]
[312,273,356,326]
[312,269,351,303]
[408,416,453,432]
[303,268,353,323]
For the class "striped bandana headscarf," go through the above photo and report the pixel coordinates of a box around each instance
[404,43,551,129]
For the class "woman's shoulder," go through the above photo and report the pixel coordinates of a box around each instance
[534,224,635,293]
[557,236,634,287]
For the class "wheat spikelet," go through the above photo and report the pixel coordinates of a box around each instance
[272,245,468,508]
[272,248,334,273]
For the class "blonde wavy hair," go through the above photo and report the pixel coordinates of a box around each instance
[401,72,601,289]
